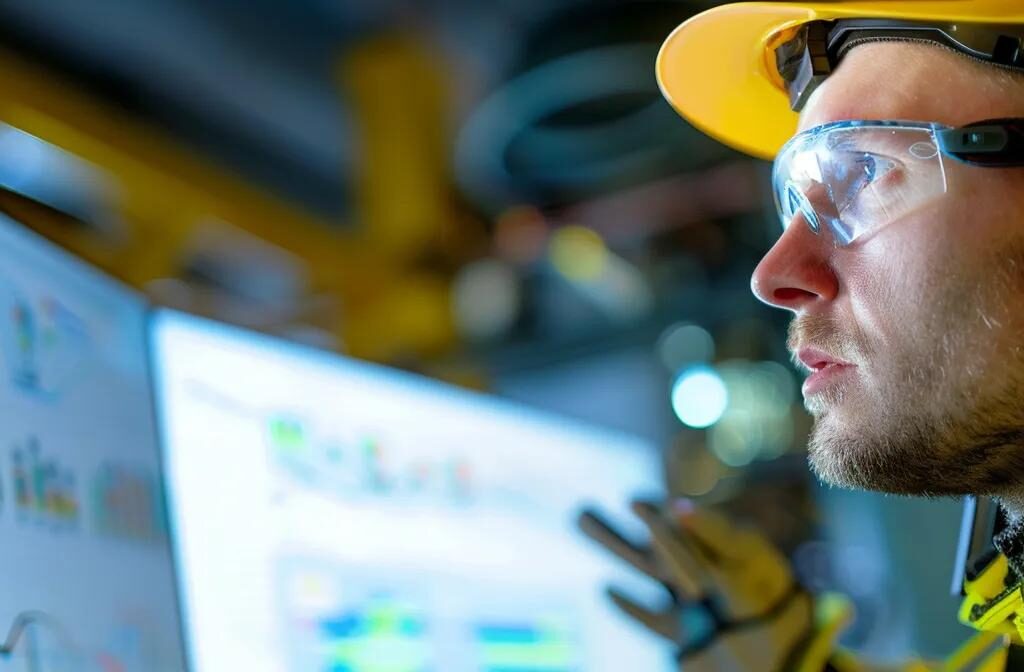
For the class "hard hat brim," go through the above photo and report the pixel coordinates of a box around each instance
[657,1,1024,160]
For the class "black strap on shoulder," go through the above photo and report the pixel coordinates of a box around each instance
[1006,644,1024,671]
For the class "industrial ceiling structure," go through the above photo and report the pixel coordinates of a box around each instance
[0,0,785,374]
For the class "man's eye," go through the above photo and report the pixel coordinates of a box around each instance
[838,156,908,236]
[859,154,879,180]
[831,153,897,199]
[860,154,900,187]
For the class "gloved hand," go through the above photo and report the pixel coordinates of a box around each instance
[578,500,846,671]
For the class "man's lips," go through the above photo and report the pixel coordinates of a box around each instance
[796,347,854,373]
[796,347,857,397]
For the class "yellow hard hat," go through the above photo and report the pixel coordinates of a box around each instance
[657,1,1024,160]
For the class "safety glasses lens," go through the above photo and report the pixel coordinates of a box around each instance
[773,123,948,245]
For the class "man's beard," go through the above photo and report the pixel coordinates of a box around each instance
[790,245,1024,497]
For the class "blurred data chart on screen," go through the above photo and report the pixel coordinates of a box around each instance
[0,214,186,672]
[276,560,583,671]
[11,436,80,529]
[152,311,671,672]
[0,274,91,400]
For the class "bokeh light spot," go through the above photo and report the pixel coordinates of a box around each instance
[657,322,715,373]
[671,366,728,429]
[549,225,608,282]
[494,204,549,265]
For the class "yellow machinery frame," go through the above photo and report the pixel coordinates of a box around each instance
[0,39,460,361]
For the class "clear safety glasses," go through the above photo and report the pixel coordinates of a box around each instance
[772,118,1024,246]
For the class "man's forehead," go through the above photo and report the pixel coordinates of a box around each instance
[796,42,1015,134]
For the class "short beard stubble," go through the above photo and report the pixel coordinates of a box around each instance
[793,244,1024,498]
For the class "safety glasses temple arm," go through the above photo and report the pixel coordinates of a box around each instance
[937,119,1024,167]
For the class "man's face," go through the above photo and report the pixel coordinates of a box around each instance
[751,43,1024,497]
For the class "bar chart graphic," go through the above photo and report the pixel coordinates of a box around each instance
[90,462,164,542]
[0,273,91,399]
[474,618,578,672]
[282,576,433,672]
[266,415,474,507]
[9,438,79,529]
[277,560,583,672]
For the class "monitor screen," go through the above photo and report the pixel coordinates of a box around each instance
[151,310,671,672]
[0,213,187,671]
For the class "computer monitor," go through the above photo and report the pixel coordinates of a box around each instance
[151,310,671,672]
[0,213,187,671]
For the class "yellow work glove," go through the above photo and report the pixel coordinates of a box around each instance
[958,551,1024,644]
[579,501,850,671]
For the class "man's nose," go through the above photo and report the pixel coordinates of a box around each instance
[750,215,839,313]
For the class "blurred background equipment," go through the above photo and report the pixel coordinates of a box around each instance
[0,0,979,663]
[454,1,730,211]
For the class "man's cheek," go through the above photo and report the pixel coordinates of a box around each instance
[843,269,897,361]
